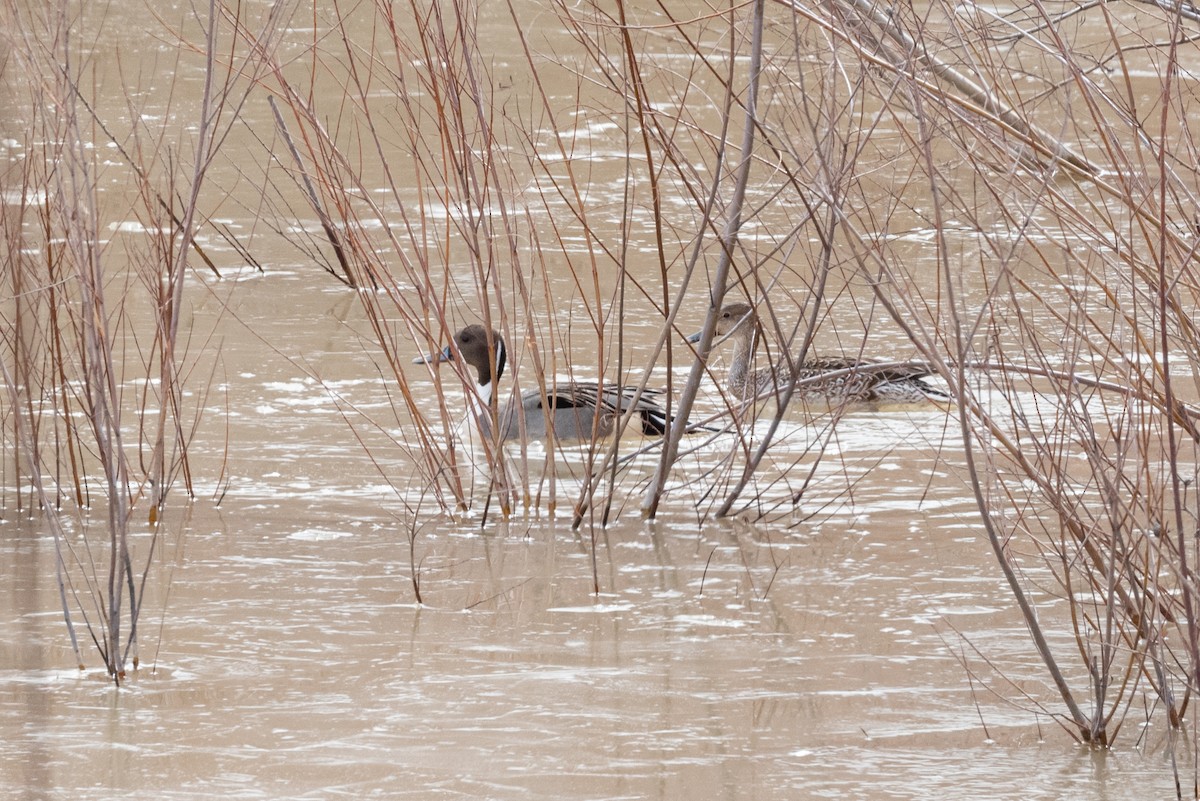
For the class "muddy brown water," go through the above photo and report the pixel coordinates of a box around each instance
[1,278,1184,797]
[1,0,1189,798]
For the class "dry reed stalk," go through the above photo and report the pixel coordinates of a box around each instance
[0,0,250,682]
[640,0,767,518]
[783,0,1200,745]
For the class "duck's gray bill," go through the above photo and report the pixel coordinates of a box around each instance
[413,345,454,365]
[685,330,702,344]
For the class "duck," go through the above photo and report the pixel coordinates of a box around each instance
[688,302,949,404]
[415,324,673,440]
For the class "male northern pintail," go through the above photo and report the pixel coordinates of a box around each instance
[689,302,949,403]
[415,324,673,440]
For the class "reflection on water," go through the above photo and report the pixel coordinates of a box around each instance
[0,463,1186,798]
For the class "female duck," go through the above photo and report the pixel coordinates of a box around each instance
[416,324,672,440]
[690,302,948,404]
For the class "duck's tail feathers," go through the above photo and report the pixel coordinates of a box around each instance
[638,409,723,436]
[638,408,670,436]
[919,381,953,402]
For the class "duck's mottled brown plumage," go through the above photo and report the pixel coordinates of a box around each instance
[706,303,948,403]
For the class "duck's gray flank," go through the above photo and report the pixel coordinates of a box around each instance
[416,324,672,440]
[691,302,949,403]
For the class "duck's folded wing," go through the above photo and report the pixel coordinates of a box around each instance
[801,357,935,382]
[537,382,671,436]
[527,382,662,410]
[596,385,670,435]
